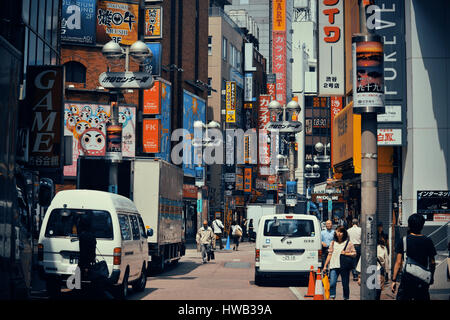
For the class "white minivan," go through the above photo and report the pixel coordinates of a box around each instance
[38,190,151,298]
[254,214,322,285]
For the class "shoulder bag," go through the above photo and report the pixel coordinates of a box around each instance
[87,247,110,282]
[402,236,432,284]
[339,240,355,270]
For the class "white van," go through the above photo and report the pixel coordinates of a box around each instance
[254,214,322,285]
[38,190,151,299]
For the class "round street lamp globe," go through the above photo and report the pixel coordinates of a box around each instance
[305,164,312,171]
[130,40,152,63]
[313,164,320,171]
[102,40,124,60]
[268,100,282,111]
[315,142,324,153]
[286,100,301,112]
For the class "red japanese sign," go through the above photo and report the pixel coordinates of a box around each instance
[272,31,286,105]
[330,96,343,165]
[258,95,271,175]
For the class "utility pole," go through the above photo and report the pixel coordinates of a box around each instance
[354,0,385,300]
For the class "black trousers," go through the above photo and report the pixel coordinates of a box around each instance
[396,273,430,301]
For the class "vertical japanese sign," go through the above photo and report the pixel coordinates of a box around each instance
[27,66,64,169]
[61,0,97,45]
[244,167,252,193]
[144,6,162,39]
[318,0,345,96]
[272,0,286,105]
[244,73,253,102]
[96,1,138,45]
[225,81,236,123]
[143,118,161,153]
[330,96,343,166]
[266,74,276,101]
[258,95,271,176]
[146,42,161,76]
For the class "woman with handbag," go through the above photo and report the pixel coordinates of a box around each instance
[231,221,243,251]
[323,226,357,300]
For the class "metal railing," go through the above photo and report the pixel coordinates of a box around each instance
[427,221,449,251]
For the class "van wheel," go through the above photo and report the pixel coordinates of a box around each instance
[46,279,61,298]
[114,270,129,300]
[132,266,147,293]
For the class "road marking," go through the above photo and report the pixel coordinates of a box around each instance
[289,287,303,300]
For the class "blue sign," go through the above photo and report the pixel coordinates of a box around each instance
[145,42,161,76]
[155,81,171,161]
[182,90,206,177]
[61,0,96,45]
[328,199,333,213]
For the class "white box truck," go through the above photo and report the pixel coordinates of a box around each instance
[246,204,285,240]
[132,158,185,272]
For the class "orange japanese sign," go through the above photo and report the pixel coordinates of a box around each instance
[143,118,161,153]
[143,80,161,115]
[272,0,286,31]
[244,168,252,193]
[96,1,139,45]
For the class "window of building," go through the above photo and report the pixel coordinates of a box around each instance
[222,37,228,61]
[64,61,86,84]
[208,36,212,56]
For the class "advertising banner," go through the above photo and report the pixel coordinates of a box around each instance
[146,42,161,76]
[143,118,161,153]
[61,0,96,45]
[272,0,286,31]
[244,73,253,102]
[143,80,161,114]
[258,95,271,175]
[144,6,162,39]
[318,0,345,96]
[330,96,343,165]
[154,81,171,161]
[64,103,136,176]
[225,81,236,123]
[377,128,401,146]
[26,66,64,169]
[352,39,385,110]
[183,90,206,177]
[96,1,139,45]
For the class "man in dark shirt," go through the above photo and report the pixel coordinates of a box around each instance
[78,214,97,275]
[391,214,437,300]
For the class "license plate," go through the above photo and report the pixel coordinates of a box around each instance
[282,255,296,261]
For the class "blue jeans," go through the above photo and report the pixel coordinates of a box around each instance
[329,268,351,300]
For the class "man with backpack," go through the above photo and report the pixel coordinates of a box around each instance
[391,213,437,300]
[212,216,225,250]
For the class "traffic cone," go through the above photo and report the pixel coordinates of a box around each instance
[225,235,231,250]
[304,265,316,298]
[313,268,325,300]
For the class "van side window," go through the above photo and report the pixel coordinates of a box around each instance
[129,215,141,240]
[138,217,147,238]
[118,214,132,241]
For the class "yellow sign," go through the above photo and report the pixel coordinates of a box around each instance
[226,81,236,123]
[145,7,162,38]
[332,102,394,174]
[272,0,286,31]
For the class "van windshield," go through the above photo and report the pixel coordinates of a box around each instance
[45,209,113,239]
[263,219,315,237]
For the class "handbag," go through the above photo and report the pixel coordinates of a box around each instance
[402,237,432,284]
[339,240,355,270]
[322,273,330,300]
[234,227,243,237]
[87,248,110,282]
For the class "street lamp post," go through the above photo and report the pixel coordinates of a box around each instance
[193,120,221,230]
[267,100,302,212]
[101,40,153,194]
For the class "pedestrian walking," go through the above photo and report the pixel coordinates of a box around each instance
[347,218,361,281]
[248,219,255,242]
[78,214,112,299]
[320,220,335,268]
[391,214,437,300]
[323,226,357,300]
[212,216,225,250]
[231,221,243,251]
[242,218,248,241]
[196,220,216,264]
[356,235,389,300]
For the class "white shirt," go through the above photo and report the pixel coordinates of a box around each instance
[329,241,348,269]
[212,219,224,234]
[347,225,361,245]
[231,225,242,236]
